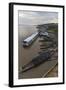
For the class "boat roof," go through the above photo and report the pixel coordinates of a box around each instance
[24,32,38,42]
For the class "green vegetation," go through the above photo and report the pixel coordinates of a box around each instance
[37,23,58,32]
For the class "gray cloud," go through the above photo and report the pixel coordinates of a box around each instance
[18,10,58,25]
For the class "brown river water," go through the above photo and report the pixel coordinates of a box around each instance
[18,25,58,79]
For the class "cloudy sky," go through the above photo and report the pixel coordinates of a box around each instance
[18,10,58,25]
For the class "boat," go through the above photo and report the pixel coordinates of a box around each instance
[23,32,38,46]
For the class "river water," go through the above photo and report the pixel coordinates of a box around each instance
[18,25,58,79]
[18,25,41,78]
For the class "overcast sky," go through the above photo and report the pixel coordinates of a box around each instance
[18,10,58,25]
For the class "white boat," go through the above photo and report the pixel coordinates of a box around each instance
[40,32,48,36]
[23,32,38,46]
